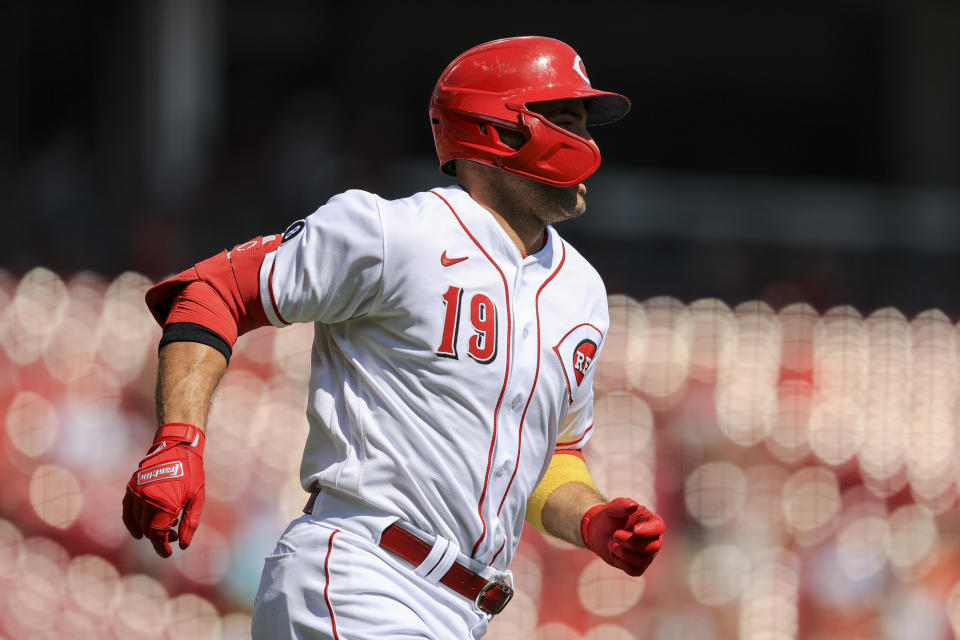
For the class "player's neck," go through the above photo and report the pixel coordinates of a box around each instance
[484,206,547,257]
[458,180,548,257]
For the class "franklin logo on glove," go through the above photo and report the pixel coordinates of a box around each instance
[122,422,206,558]
[136,461,184,485]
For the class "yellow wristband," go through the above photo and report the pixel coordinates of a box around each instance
[525,453,598,534]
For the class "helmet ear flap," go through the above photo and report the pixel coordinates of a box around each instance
[433,110,526,176]
[491,124,527,151]
[495,109,601,186]
[479,120,527,153]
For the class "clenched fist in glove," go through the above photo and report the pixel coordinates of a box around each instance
[581,497,665,577]
[122,423,206,557]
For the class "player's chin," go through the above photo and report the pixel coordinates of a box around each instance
[574,191,587,215]
[562,190,587,219]
[538,182,586,222]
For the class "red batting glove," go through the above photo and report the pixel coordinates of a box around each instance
[581,497,665,577]
[122,423,206,558]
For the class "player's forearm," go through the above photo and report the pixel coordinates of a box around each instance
[155,341,228,430]
[541,482,603,548]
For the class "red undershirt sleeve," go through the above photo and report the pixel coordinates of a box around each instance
[160,281,238,362]
[145,235,281,364]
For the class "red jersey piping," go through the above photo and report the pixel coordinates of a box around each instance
[556,423,594,448]
[430,189,512,559]
[489,540,506,567]
[324,529,341,639]
[496,240,566,518]
[267,256,291,326]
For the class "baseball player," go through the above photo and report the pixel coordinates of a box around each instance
[122,36,665,639]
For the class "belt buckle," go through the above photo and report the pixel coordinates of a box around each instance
[474,579,514,615]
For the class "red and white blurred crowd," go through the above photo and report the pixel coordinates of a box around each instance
[1,268,959,639]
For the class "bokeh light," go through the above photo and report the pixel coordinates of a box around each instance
[166,593,222,639]
[8,267,69,365]
[736,465,790,547]
[809,306,866,465]
[0,519,24,579]
[253,383,312,474]
[586,391,656,508]
[781,467,840,546]
[67,554,121,617]
[80,480,134,549]
[738,552,799,640]
[688,544,749,606]
[97,272,157,384]
[172,525,232,586]
[204,370,265,502]
[113,574,170,636]
[272,321,315,381]
[885,504,938,580]
[221,612,254,639]
[807,394,864,466]
[508,544,544,604]
[630,296,691,410]
[596,295,647,393]
[5,390,60,458]
[651,607,718,639]
[534,622,582,639]
[715,301,780,446]
[582,624,637,640]
[766,379,813,464]
[779,302,817,374]
[906,310,957,493]
[62,362,124,425]
[588,391,654,459]
[859,307,910,484]
[684,461,747,528]
[42,272,106,384]
[4,537,69,637]
[688,298,735,383]
[29,464,83,529]
[485,591,538,639]
[577,557,645,617]
[835,516,889,580]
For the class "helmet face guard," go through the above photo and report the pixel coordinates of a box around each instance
[430,36,630,187]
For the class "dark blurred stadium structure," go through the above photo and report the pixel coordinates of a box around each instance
[2,1,960,639]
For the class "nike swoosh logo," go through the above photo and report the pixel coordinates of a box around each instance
[441,251,468,267]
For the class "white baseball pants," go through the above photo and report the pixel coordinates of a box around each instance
[251,514,493,639]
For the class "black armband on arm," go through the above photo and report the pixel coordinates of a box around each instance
[159,322,233,364]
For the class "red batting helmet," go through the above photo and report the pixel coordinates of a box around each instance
[429,36,630,187]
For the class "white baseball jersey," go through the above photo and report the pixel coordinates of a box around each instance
[257,184,608,570]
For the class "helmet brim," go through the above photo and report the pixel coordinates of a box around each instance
[522,88,631,126]
[582,91,631,126]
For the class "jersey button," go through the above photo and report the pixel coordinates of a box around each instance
[522,326,530,339]
[510,395,522,410]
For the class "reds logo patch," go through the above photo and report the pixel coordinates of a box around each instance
[553,323,604,404]
[136,461,184,486]
[572,339,597,386]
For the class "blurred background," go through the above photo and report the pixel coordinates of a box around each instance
[1,0,959,638]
